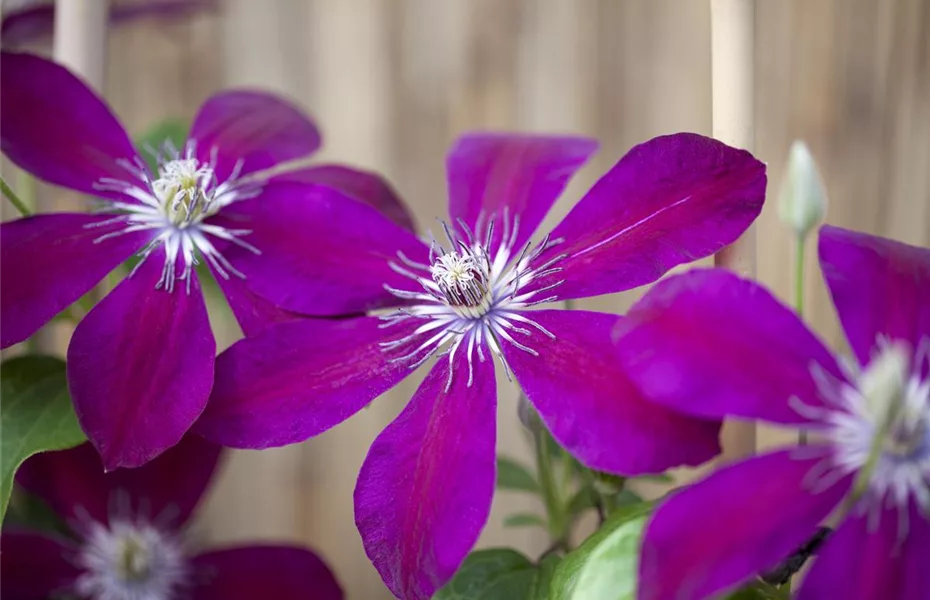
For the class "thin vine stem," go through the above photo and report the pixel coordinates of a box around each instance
[1,176,32,217]
[795,235,810,446]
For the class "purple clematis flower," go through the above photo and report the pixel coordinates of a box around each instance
[1,0,217,48]
[0,51,413,470]
[611,226,930,600]
[190,132,766,599]
[2,435,343,600]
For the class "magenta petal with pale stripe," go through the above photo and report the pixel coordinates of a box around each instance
[67,251,215,470]
[0,530,79,600]
[613,268,849,425]
[190,90,321,182]
[446,133,598,255]
[269,164,416,233]
[195,316,414,449]
[0,213,152,348]
[819,225,930,367]
[523,133,766,301]
[16,435,220,526]
[638,449,851,600]
[798,501,930,600]
[205,184,429,317]
[355,355,497,600]
[0,52,143,202]
[191,546,343,600]
[503,309,721,475]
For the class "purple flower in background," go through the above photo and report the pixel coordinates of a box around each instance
[0,51,413,470]
[190,132,766,599]
[1,435,343,600]
[1,0,217,48]
[612,226,930,600]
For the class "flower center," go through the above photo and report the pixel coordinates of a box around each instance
[152,158,218,228]
[430,247,492,318]
[76,518,187,600]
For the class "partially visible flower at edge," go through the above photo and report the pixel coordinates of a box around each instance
[0,51,414,470]
[1,435,343,600]
[187,131,767,599]
[1,0,218,48]
[611,226,930,600]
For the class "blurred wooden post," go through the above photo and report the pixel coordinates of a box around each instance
[711,0,757,459]
[36,0,109,351]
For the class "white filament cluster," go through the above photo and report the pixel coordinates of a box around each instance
[88,139,262,293]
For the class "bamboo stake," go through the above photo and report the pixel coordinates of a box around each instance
[711,0,757,459]
[34,0,109,352]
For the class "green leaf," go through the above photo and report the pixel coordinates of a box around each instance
[611,488,645,509]
[570,513,649,600]
[530,554,561,600]
[497,455,540,493]
[0,356,86,522]
[726,582,791,600]
[135,118,190,176]
[635,472,673,484]
[434,548,539,600]
[550,502,654,600]
[504,513,547,529]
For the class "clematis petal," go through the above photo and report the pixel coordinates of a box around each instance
[798,501,930,600]
[522,133,765,301]
[67,251,215,470]
[0,530,79,600]
[0,52,143,202]
[269,164,416,232]
[612,268,849,426]
[16,435,220,527]
[206,183,429,317]
[191,545,343,600]
[355,354,497,600]
[819,225,930,367]
[502,309,721,475]
[0,213,152,348]
[195,316,414,448]
[446,133,598,256]
[638,448,851,600]
[207,265,305,337]
[190,90,321,182]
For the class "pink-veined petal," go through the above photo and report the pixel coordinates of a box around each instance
[523,133,765,301]
[0,213,151,348]
[0,51,143,202]
[16,435,220,527]
[205,183,428,317]
[446,133,598,256]
[190,90,321,182]
[819,225,930,368]
[67,251,215,470]
[638,448,851,600]
[613,268,849,426]
[355,354,497,600]
[191,545,343,600]
[503,309,722,475]
[195,316,414,448]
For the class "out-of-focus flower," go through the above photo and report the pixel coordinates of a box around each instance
[1,0,218,48]
[777,140,828,238]
[1,435,344,600]
[190,132,766,599]
[0,51,413,470]
[612,227,930,600]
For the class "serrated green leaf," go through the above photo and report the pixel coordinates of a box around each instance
[435,548,537,600]
[570,513,649,600]
[497,455,540,493]
[504,513,547,529]
[550,502,654,600]
[0,356,86,522]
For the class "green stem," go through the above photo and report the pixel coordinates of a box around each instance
[532,410,569,549]
[1,176,32,217]
[795,235,809,446]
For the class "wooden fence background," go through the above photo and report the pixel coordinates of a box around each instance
[4,0,929,597]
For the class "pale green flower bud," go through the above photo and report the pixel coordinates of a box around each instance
[777,141,828,238]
